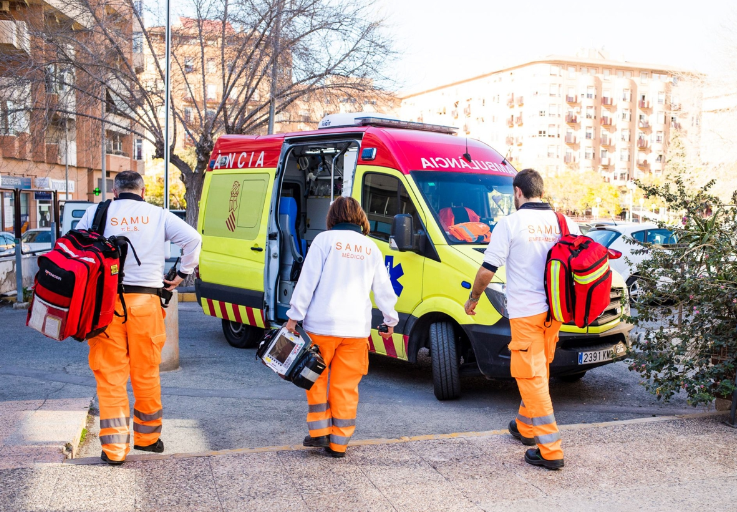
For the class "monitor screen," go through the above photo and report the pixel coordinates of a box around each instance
[269,334,296,364]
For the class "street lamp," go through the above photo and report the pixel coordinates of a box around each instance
[595,196,601,220]
[626,180,636,222]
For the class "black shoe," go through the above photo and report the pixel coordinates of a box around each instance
[325,446,345,458]
[524,448,564,470]
[303,435,330,448]
[101,451,124,466]
[509,420,536,446]
[134,439,165,453]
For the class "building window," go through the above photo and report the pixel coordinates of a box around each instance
[656,131,663,143]
[621,109,631,121]
[568,66,576,78]
[538,128,547,137]
[206,84,217,100]
[656,154,663,163]
[184,107,192,123]
[620,150,630,162]
[549,84,558,96]
[133,32,143,54]
[657,92,665,105]
[549,124,557,137]
[549,104,558,117]
[106,132,124,155]
[586,86,595,99]
[586,106,594,119]
[622,89,630,102]
[621,129,630,142]
[134,139,143,160]
[616,70,624,78]
[625,70,632,78]
[585,148,594,160]
[184,58,194,73]
[603,69,611,80]
[585,127,593,139]
[207,60,216,74]
[550,64,559,76]
[0,101,26,135]
[133,0,143,15]
[548,145,557,158]
[539,109,546,117]
[601,149,608,159]
[640,71,649,82]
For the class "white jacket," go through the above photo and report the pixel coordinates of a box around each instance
[287,224,399,338]
[483,202,580,319]
[77,194,202,288]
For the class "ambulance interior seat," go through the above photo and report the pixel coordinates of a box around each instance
[278,197,304,281]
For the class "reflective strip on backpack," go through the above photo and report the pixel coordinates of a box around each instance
[573,262,609,285]
[550,261,564,322]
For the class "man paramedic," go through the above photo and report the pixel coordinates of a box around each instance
[464,169,579,470]
[77,171,201,465]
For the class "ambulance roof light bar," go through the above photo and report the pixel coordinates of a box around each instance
[318,112,458,135]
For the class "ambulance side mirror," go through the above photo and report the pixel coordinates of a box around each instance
[390,214,414,252]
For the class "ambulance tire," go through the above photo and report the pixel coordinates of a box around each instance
[430,322,461,401]
[222,320,263,349]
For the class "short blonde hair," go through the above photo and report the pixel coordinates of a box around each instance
[326,196,370,235]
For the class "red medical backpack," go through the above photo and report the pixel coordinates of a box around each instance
[26,201,137,341]
[544,213,612,328]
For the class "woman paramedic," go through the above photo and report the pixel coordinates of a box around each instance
[285,196,398,458]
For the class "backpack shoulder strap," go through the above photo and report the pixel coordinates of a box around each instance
[554,212,570,237]
[90,199,112,235]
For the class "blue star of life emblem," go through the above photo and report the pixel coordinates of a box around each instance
[384,256,404,297]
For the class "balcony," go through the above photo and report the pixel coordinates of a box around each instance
[564,154,577,164]
[637,160,650,170]
[565,114,578,124]
[507,116,514,127]
[637,138,649,149]
[0,20,30,54]
[671,102,681,111]
[671,121,681,130]
[516,137,523,146]
[106,151,131,173]
[601,117,612,126]
[601,157,612,166]
[516,96,524,106]
[506,95,514,107]
[565,134,577,144]
[566,95,578,104]
[638,99,651,109]
[602,97,614,106]
[639,119,650,129]
[505,136,514,146]
[515,115,523,126]
[601,135,613,146]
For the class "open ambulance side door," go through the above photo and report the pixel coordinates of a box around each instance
[196,166,277,341]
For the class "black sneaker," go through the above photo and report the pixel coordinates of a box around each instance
[101,451,124,466]
[524,448,564,470]
[303,435,330,448]
[325,446,345,458]
[134,439,165,453]
[508,420,536,446]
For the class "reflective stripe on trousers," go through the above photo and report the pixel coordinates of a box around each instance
[305,334,368,453]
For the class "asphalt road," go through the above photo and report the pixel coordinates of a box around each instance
[0,302,697,457]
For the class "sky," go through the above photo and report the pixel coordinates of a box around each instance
[376,0,735,96]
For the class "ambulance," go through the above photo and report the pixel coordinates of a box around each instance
[195,113,633,400]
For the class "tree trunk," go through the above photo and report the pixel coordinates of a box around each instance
[183,170,205,229]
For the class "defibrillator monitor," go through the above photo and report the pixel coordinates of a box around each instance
[261,328,307,376]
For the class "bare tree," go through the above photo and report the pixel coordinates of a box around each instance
[1,0,395,226]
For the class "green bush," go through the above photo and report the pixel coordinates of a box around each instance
[627,177,737,406]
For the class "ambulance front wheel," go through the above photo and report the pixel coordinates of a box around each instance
[222,320,263,349]
[430,321,461,400]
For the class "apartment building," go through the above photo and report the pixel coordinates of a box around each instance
[0,0,142,233]
[401,49,700,183]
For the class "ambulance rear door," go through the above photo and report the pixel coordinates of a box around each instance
[198,164,277,325]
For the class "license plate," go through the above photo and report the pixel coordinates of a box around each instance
[578,348,614,365]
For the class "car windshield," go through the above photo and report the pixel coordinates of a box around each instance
[22,231,50,243]
[586,229,621,247]
[411,171,515,244]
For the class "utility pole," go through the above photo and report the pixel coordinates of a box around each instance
[267,1,283,135]
[101,91,106,202]
[64,118,69,202]
[163,0,172,210]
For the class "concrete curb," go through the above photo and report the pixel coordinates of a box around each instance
[64,410,727,466]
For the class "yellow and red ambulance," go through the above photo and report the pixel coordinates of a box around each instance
[195,113,632,400]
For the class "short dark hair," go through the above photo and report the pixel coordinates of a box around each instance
[114,171,144,192]
[326,196,370,235]
[513,169,544,199]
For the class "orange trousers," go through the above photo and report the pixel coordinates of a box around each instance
[88,293,166,462]
[509,312,564,461]
[305,333,369,453]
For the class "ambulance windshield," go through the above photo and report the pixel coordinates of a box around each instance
[411,171,516,245]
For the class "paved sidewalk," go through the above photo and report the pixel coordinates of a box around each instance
[0,397,92,470]
[1,413,736,511]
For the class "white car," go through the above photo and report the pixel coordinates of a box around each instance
[0,232,15,256]
[585,222,677,300]
[21,228,53,253]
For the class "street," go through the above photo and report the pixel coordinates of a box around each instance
[1,301,694,456]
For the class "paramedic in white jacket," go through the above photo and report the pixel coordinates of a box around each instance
[77,171,201,465]
[286,196,398,458]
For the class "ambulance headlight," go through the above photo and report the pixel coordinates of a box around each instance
[485,283,509,318]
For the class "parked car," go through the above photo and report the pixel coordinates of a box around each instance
[21,228,53,253]
[0,232,15,256]
[586,222,677,300]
